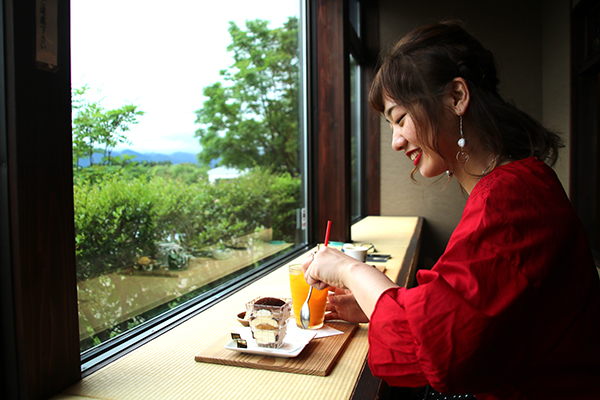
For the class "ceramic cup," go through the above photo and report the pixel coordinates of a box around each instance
[342,244,369,262]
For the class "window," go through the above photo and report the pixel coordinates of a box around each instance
[71,0,308,357]
[350,53,362,222]
[348,0,377,223]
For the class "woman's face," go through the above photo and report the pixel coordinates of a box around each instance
[383,97,455,178]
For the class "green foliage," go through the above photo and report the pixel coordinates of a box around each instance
[148,162,210,185]
[264,171,302,242]
[74,173,158,280]
[73,165,300,281]
[72,85,144,167]
[222,169,301,243]
[194,17,300,177]
[73,162,210,187]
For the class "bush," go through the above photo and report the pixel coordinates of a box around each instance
[74,173,158,280]
[228,169,300,242]
[73,165,300,280]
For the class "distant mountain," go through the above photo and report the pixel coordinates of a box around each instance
[76,150,198,167]
[120,150,199,164]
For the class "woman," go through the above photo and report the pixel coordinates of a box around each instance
[302,21,600,400]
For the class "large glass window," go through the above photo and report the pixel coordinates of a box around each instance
[71,0,306,353]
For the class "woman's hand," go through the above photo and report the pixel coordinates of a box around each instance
[325,288,369,323]
[300,246,357,290]
[301,246,399,319]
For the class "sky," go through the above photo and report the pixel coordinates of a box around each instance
[71,0,299,154]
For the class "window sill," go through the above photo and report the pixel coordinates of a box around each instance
[55,216,422,400]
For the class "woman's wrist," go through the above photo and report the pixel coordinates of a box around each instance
[342,261,366,288]
[342,261,398,318]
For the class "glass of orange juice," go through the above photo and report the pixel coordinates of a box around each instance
[288,264,328,329]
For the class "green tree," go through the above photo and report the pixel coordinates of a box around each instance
[72,86,144,166]
[72,85,97,166]
[194,17,300,177]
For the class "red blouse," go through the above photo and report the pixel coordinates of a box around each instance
[368,157,600,399]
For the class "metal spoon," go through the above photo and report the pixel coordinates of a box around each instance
[300,286,313,329]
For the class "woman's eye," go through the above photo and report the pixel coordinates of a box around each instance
[386,113,406,132]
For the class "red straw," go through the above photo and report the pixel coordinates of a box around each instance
[324,220,331,247]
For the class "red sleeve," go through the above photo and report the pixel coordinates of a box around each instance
[367,287,429,388]
[369,252,530,393]
[368,206,533,393]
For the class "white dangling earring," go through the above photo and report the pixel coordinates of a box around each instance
[456,115,469,163]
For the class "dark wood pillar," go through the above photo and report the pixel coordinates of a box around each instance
[1,0,81,398]
[313,0,351,243]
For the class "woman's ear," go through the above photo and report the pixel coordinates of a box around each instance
[447,77,471,115]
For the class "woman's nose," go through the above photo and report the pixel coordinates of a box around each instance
[391,130,407,152]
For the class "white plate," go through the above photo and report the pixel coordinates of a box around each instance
[225,326,317,358]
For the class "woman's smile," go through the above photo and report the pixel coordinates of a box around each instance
[407,148,422,165]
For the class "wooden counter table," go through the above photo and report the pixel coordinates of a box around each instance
[54,216,423,400]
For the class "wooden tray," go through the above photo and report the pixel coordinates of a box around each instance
[194,321,358,376]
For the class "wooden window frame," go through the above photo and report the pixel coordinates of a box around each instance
[311,0,379,244]
[1,0,81,397]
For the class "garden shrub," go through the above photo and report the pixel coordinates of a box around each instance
[73,165,300,280]
[74,173,158,280]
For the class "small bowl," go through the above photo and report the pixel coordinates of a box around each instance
[236,311,249,327]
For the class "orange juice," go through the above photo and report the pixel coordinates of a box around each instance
[288,264,328,329]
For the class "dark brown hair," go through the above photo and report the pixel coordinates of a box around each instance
[369,20,562,167]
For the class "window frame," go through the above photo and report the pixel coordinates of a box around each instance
[2,0,81,396]
[0,0,380,397]
[311,0,379,242]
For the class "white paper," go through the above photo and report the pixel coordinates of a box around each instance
[287,321,344,338]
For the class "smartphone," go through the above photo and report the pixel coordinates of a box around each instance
[367,254,391,262]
